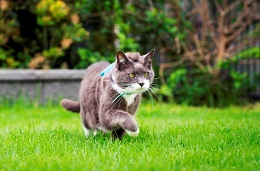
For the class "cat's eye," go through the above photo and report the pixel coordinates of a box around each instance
[143,72,149,77]
[129,73,135,78]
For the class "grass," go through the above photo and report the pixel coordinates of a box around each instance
[0,100,259,171]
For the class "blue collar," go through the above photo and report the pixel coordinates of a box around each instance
[100,63,115,76]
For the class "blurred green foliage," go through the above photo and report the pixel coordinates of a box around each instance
[0,0,90,69]
[0,0,188,69]
[0,0,259,106]
[161,47,260,107]
[155,1,260,107]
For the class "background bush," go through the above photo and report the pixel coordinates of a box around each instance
[0,0,259,106]
[0,0,188,69]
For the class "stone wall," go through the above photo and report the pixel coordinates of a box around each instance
[0,69,85,103]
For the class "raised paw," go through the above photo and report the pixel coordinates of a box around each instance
[125,128,139,137]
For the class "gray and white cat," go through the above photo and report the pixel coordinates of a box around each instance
[61,49,155,139]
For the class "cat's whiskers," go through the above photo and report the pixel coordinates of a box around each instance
[117,95,125,108]
[112,93,124,104]
[111,95,125,109]
[148,85,162,102]
[108,93,121,103]
[151,78,161,87]
[111,91,132,104]
[151,83,161,89]
[153,77,161,80]
[146,87,154,106]
[111,94,121,108]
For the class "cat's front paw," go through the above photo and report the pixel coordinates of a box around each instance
[126,128,139,137]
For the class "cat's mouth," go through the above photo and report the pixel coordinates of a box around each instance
[126,83,149,94]
[112,79,150,95]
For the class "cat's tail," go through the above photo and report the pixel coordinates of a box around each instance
[60,99,80,113]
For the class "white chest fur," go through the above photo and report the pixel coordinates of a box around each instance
[111,75,148,106]
[112,82,138,106]
[123,94,138,106]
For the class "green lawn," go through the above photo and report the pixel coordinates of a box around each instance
[0,101,259,171]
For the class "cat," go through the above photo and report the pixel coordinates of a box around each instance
[61,49,155,139]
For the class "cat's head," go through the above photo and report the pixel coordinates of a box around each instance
[111,49,155,94]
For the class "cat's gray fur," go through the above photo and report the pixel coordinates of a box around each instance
[61,50,155,139]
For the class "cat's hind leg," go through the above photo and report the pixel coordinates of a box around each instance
[80,107,93,137]
[82,125,91,137]
[83,125,100,137]
[82,124,100,137]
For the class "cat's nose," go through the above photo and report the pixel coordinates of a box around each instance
[138,83,144,87]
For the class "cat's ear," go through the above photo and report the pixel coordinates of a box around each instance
[116,51,129,70]
[144,49,155,69]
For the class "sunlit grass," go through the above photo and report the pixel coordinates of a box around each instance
[0,100,259,171]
